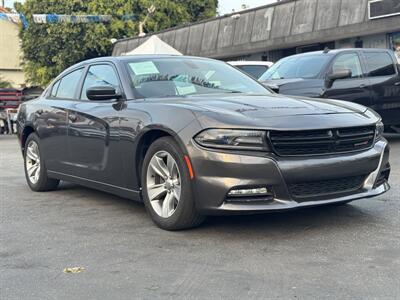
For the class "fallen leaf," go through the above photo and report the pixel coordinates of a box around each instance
[63,267,85,274]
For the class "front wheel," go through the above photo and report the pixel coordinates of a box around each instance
[24,133,59,191]
[141,137,204,230]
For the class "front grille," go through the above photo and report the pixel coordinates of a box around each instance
[289,175,367,200]
[269,126,375,156]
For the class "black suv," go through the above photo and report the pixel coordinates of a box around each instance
[260,49,400,129]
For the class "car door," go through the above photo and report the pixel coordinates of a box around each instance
[37,68,83,172]
[323,52,371,106]
[361,51,400,126]
[66,63,124,186]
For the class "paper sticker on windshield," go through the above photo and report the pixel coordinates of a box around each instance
[129,61,159,75]
[209,80,221,87]
[176,85,196,95]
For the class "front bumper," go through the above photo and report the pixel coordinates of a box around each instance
[188,139,390,215]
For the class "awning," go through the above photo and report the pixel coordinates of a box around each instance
[123,35,182,56]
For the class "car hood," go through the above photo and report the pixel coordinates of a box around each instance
[160,93,368,119]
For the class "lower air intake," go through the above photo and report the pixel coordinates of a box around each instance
[289,175,367,200]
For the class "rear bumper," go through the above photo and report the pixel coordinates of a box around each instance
[188,139,390,215]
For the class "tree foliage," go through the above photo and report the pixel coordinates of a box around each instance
[16,0,218,87]
[0,76,12,88]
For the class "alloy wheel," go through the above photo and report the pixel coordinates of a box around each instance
[25,140,41,184]
[146,150,181,218]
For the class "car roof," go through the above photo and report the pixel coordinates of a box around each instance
[283,48,392,59]
[63,54,220,71]
[59,54,221,77]
[84,54,215,64]
[227,61,274,66]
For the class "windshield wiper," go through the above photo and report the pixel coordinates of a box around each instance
[214,89,242,93]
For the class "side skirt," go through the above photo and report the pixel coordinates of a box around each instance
[47,170,142,202]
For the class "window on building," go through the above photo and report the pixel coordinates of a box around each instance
[354,38,363,48]
[389,32,400,63]
[56,69,83,99]
[80,65,120,100]
[331,53,363,78]
[364,52,396,77]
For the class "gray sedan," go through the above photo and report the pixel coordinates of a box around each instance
[16,55,390,230]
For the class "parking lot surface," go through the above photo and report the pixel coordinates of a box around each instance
[1,135,399,299]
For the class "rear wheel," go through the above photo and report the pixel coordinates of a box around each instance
[24,133,59,191]
[141,137,204,230]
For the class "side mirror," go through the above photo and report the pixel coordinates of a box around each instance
[86,86,122,101]
[325,69,352,88]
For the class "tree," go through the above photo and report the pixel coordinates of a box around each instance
[16,0,218,87]
[0,76,12,88]
[177,0,218,22]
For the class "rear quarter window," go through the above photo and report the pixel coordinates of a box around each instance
[55,68,84,99]
[364,52,396,77]
[50,80,60,97]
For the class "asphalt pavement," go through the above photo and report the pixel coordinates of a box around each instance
[1,134,399,299]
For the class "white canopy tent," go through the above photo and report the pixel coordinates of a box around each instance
[123,35,182,56]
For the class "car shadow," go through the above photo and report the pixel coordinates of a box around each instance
[53,181,382,239]
[54,181,146,214]
[200,203,378,233]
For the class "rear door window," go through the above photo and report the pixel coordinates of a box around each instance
[364,52,396,77]
[331,53,363,78]
[56,68,83,99]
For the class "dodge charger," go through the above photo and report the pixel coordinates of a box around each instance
[17,55,391,230]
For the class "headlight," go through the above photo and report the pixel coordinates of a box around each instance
[194,129,270,151]
[375,121,384,142]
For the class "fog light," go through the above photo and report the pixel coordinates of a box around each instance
[228,187,269,196]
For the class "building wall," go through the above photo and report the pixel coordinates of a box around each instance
[0,70,25,87]
[113,0,400,61]
[0,20,25,87]
[335,34,388,49]
[224,33,390,63]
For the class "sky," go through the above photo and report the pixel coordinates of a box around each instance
[4,0,277,14]
[4,0,20,8]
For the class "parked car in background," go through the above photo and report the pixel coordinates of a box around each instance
[228,60,273,79]
[260,49,400,131]
[17,55,390,230]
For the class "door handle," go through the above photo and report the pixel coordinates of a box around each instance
[359,84,366,88]
[68,113,77,122]
[395,82,400,86]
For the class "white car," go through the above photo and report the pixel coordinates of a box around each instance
[227,61,274,79]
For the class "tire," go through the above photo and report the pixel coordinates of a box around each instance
[24,133,60,192]
[141,137,205,230]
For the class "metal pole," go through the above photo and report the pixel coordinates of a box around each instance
[1,0,5,8]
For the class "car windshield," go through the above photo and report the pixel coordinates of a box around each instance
[259,55,331,80]
[124,57,271,98]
